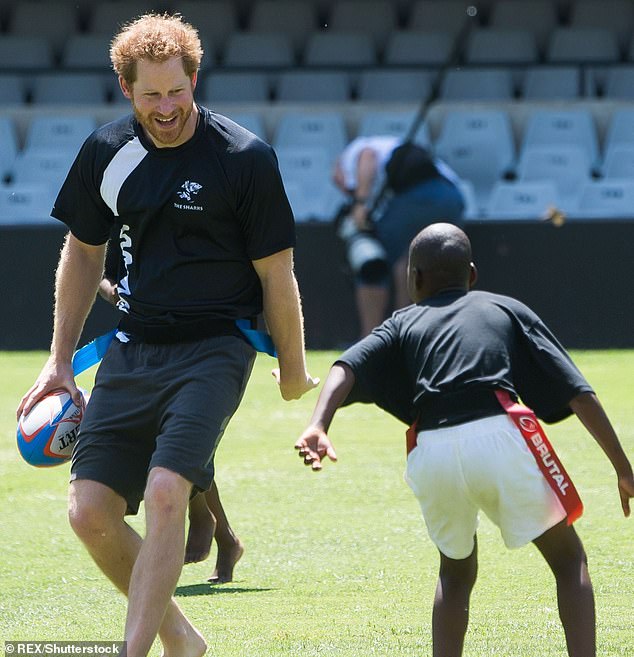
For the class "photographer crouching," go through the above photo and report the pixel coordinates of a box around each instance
[333,135,465,337]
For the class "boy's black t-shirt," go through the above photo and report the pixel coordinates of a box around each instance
[338,289,593,425]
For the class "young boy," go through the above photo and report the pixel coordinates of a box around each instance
[295,223,633,657]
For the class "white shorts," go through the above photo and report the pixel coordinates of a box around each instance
[404,414,566,560]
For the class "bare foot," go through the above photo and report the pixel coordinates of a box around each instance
[185,500,215,564]
[208,539,244,584]
[161,623,207,657]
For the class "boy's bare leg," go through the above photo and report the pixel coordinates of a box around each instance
[185,491,216,564]
[432,539,478,657]
[533,520,596,657]
[205,482,244,583]
[69,477,206,657]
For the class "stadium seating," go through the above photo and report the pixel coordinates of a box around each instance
[302,32,377,67]
[516,145,592,213]
[0,117,18,180]
[488,0,558,50]
[434,109,516,212]
[0,182,55,224]
[0,74,25,104]
[12,149,75,191]
[24,115,96,153]
[520,109,600,172]
[223,112,268,142]
[223,32,295,68]
[273,112,348,162]
[1,0,634,223]
[356,110,430,146]
[574,179,634,219]
[201,72,271,103]
[356,69,433,103]
[383,31,455,67]
[276,70,351,103]
[465,28,540,65]
[486,180,559,220]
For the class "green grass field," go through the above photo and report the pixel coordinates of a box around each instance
[1,350,633,656]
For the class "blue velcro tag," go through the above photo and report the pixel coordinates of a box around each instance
[236,319,277,357]
[71,329,116,376]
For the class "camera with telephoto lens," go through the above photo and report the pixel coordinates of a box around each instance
[336,211,389,285]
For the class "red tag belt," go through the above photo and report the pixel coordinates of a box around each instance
[405,390,583,525]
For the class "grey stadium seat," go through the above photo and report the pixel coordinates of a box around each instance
[223,112,268,142]
[248,1,316,49]
[201,72,271,103]
[408,1,475,36]
[275,71,351,103]
[602,66,634,100]
[303,31,376,67]
[0,117,18,180]
[465,28,539,65]
[547,28,620,64]
[516,145,591,213]
[328,0,397,48]
[87,1,161,36]
[486,181,559,221]
[12,149,76,193]
[31,73,108,105]
[520,109,600,171]
[520,67,581,101]
[273,112,348,162]
[0,183,56,225]
[0,74,26,105]
[176,1,238,51]
[61,34,113,70]
[601,145,634,178]
[8,1,79,54]
[356,110,431,146]
[434,109,516,212]
[574,179,634,219]
[488,0,558,50]
[25,116,97,153]
[0,35,54,70]
[356,69,433,103]
[384,30,455,67]
[223,33,295,68]
[604,109,634,151]
[439,68,515,101]
[570,0,634,50]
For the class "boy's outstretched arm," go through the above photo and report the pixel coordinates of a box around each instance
[569,391,634,517]
[295,363,356,471]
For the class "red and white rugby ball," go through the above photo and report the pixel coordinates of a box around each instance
[17,389,87,467]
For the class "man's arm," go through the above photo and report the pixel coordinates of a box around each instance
[17,233,106,417]
[569,391,634,517]
[294,363,356,471]
[252,247,318,401]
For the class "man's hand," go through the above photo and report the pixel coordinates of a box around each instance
[294,425,337,471]
[17,356,79,419]
[271,369,320,401]
[618,473,634,517]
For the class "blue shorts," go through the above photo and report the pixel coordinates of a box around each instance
[70,334,256,514]
[376,177,465,267]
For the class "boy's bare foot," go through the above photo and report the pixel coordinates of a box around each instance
[208,539,244,584]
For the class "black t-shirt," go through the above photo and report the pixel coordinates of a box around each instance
[338,289,593,425]
[52,106,295,330]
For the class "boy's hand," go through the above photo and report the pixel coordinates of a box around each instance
[295,426,337,471]
[618,474,634,517]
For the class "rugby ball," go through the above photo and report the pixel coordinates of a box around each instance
[17,389,87,467]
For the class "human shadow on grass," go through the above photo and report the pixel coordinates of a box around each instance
[175,584,275,597]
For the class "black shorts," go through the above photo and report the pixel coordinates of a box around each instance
[70,334,256,514]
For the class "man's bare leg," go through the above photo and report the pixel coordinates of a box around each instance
[204,482,244,584]
[533,520,596,657]
[68,475,206,657]
[185,492,216,564]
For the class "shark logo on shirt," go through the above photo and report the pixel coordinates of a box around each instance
[177,180,202,202]
[174,181,203,211]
